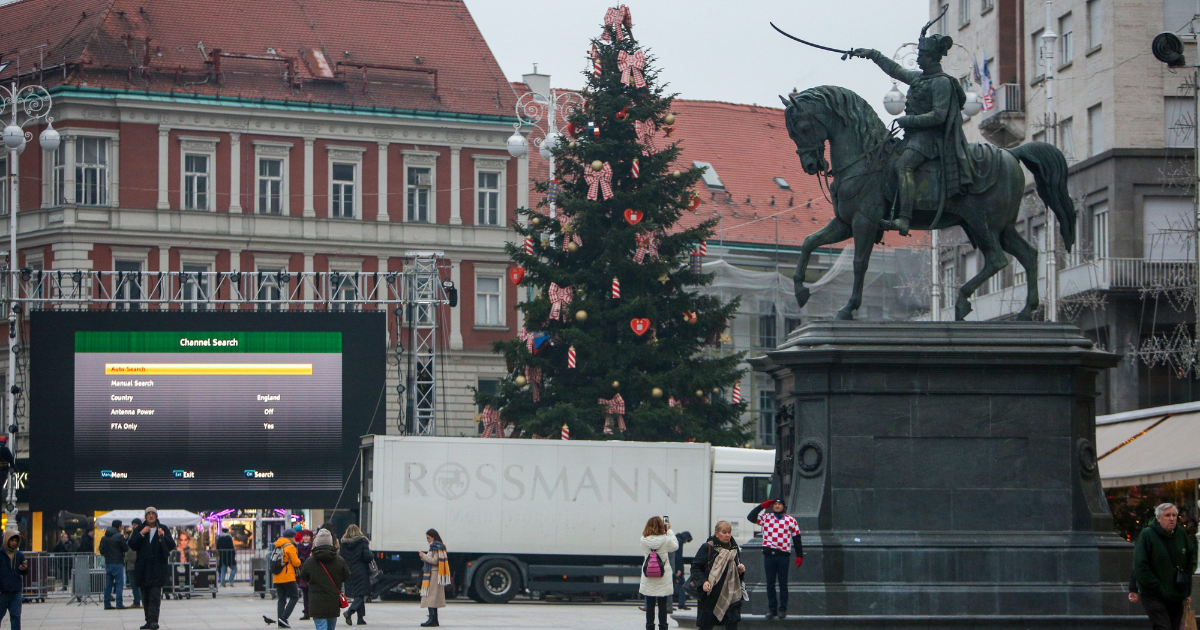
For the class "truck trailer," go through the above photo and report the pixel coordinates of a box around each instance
[360,435,774,602]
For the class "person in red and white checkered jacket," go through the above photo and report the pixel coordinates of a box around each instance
[746,498,802,620]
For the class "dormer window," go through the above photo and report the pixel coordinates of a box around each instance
[774,177,791,190]
[693,161,725,190]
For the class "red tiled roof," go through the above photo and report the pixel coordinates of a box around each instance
[0,0,517,118]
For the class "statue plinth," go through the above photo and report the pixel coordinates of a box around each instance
[720,322,1142,628]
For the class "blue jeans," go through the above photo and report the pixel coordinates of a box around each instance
[763,553,790,614]
[219,564,237,586]
[0,591,21,630]
[130,582,142,606]
[103,563,125,608]
[313,617,339,630]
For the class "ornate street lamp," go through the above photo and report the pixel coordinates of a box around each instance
[506,66,583,220]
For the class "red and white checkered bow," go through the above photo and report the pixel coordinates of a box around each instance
[598,393,626,433]
[559,215,582,251]
[602,5,630,42]
[585,162,613,201]
[481,406,503,438]
[668,396,681,408]
[548,283,573,321]
[618,50,646,88]
[634,232,660,264]
[635,120,658,155]
[525,366,543,402]
[518,327,536,353]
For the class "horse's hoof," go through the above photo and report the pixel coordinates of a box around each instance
[835,308,855,321]
[795,285,811,308]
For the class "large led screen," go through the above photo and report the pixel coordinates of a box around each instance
[30,312,385,510]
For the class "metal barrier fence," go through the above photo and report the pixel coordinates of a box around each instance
[22,552,105,602]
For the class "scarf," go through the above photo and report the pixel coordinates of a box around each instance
[420,541,450,597]
[706,539,742,621]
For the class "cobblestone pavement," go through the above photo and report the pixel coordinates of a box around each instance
[19,584,659,630]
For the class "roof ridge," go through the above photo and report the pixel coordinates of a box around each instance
[674,98,783,112]
[75,0,120,67]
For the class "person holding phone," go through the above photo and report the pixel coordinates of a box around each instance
[129,507,176,630]
[640,516,679,630]
[0,530,27,630]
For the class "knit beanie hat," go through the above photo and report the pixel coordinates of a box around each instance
[313,529,334,547]
[144,506,157,517]
[282,529,296,539]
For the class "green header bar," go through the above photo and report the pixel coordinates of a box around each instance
[75,331,342,353]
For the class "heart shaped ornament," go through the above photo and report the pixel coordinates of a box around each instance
[630,318,651,335]
[624,208,643,225]
[508,267,525,285]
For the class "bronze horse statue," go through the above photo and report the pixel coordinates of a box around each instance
[782,86,1075,321]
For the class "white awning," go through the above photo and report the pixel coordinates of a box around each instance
[95,509,203,528]
[1097,402,1200,488]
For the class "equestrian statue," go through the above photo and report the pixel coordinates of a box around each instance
[773,11,1075,321]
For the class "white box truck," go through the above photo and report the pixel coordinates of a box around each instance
[360,435,774,603]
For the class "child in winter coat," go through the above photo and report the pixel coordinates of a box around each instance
[639,516,679,630]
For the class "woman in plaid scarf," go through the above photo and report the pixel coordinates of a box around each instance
[691,521,746,630]
[418,529,450,627]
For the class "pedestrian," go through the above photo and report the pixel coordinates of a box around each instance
[129,507,176,630]
[52,532,76,554]
[52,532,76,592]
[417,529,449,628]
[0,531,27,630]
[125,519,143,608]
[81,528,95,555]
[216,527,236,587]
[673,530,694,611]
[99,519,129,610]
[639,516,679,630]
[340,525,373,626]
[295,530,313,620]
[263,529,301,628]
[298,529,349,630]
[1133,502,1196,630]
[691,520,745,630]
[746,498,802,620]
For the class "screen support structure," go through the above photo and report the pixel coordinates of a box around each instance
[402,254,441,436]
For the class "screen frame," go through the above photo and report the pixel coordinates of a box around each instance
[29,311,385,511]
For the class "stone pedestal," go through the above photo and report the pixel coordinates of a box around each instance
[730,322,1142,628]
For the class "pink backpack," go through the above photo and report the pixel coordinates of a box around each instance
[643,544,665,578]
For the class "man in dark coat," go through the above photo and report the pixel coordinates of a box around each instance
[215,528,236,587]
[673,530,693,610]
[1134,502,1197,630]
[339,526,374,626]
[125,518,142,608]
[0,531,27,630]
[99,519,129,609]
[128,507,176,630]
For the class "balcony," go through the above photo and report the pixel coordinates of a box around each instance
[977,83,1025,148]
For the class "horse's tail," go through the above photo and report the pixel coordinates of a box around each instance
[1009,141,1076,252]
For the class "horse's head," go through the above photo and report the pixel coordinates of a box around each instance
[781,94,830,176]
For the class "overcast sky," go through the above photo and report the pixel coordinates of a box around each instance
[464,0,930,119]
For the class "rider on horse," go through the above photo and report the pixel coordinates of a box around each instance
[846,29,977,236]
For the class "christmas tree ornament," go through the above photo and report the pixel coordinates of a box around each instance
[612,381,620,389]
[658,273,670,284]
[567,345,577,368]
[591,44,602,77]
[696,241,708,257]
[560,215,583,251]
[548,283,574,321]
[526,366,543,402]
[695,389,704,398]
[547,178,561,204]
[515,375,527,387]
[633,232,660,264]
[588,121,600,138]
[631,157,640,178]
[712,387,721,394]
[575,309,588,322]
[664,127,676,138]
[480,405,504,438]
[618,50,647,88]
[635,120,658,155]
[508,267,525,285]
[561,424,571,440]
[688,191,702,211]
[732,381,742,404]
[567,242,580,253]
[682,311,697,324]
[615,106,629,121]
[519,327,551,354]
[630,318,651,335]
[612,277,621,299]
[524,238,534,256]
[601,5,631,42]
[585,162,613,200]
[569,141,578,149]
[669,396,681,408]
[530,216,541,227]
[565,122,577,137]
[663,113,676,125]
[671,170,681,178]
[652,387,663,398]
[624,208,644,225]
[598,393,627,433]
[719,332,733,344]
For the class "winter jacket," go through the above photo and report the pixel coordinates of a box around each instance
[295,541,313,588]
[691,536,744,627]
[128,524,176,588]
[124,537,137,573]
[215,533,236,568]
[298,545,350,620]
[419,543,447,609]
[1134,520,1197,602]
[0,531,26,593]
[98,527,129,565]
[339,535,373,598]
[639,530,679,597]
[272,537,301,584]
[52,539,77,553]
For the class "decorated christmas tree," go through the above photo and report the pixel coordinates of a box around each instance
[476,6,747,445]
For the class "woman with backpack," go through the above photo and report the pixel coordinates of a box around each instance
[298,529,350,630]
[418,529,450,627]
[639,516,679,630]
[690,520,745,630]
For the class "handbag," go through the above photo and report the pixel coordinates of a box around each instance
[319,560,349,609]
[1183,602,1197,630]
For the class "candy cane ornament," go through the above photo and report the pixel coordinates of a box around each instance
[561,424,570,440]
[612,277,621,299]
[732,381,742,404]
[567,345,577,368]
[631,158,640,179]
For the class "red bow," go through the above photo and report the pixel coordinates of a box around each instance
[518,326,536,353]
[634,232,660,264]
[559,215,582,251]
[481,406,504,438]
[618,50,646,88]
[602,5,631,42]
[598,393,626,433]
[635,120,658,155]
[585,162,613,201]
[548,283,573,321]
[525,366,543,402]
[668,397,681,408]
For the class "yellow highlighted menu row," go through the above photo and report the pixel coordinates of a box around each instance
[105,363,313,376]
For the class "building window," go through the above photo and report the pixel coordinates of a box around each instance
[407,166,432,223]
[758,389,776,447]
[331,163,356,218]
[980,0,993,13]
[1032,29,1046,79]
[1059,13,1074,65]
[1165,97,1195,148]
[757,302,777,349]
[0,155,7,215]
[1087,0,1102,48]
[183,154,210,211]
[477,171,501,226]
[784,317,802,336]
[1091,201,1109,259]
[52,145,65,206]
[258,159,284,215]
[1166,0,1194,32]
[330,271,359,312]
[958,0,971,26]
[1059,117,1075,162]
[1088,103,1104,157]
[75,136,108,206]
[475,276,502,326]
[115,260,142,311]
[256,268,286,312]
[181,264,209,312]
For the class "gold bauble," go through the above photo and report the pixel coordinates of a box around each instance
[671,170,681,177]
[567,242,580,252]
[612,381,621,389]
[592,160,604,171]
[712,387,721,394]
[515,375,527,387]
[569,141,578,149]
[695,389,704,397]
[575,310,588,322]
[663,113,676,125]
[530,216,541,226]
[651,387,663,398]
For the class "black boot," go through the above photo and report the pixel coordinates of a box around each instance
[420,609,439,627]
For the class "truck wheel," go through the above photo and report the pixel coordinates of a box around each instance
[473,559,520,603]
